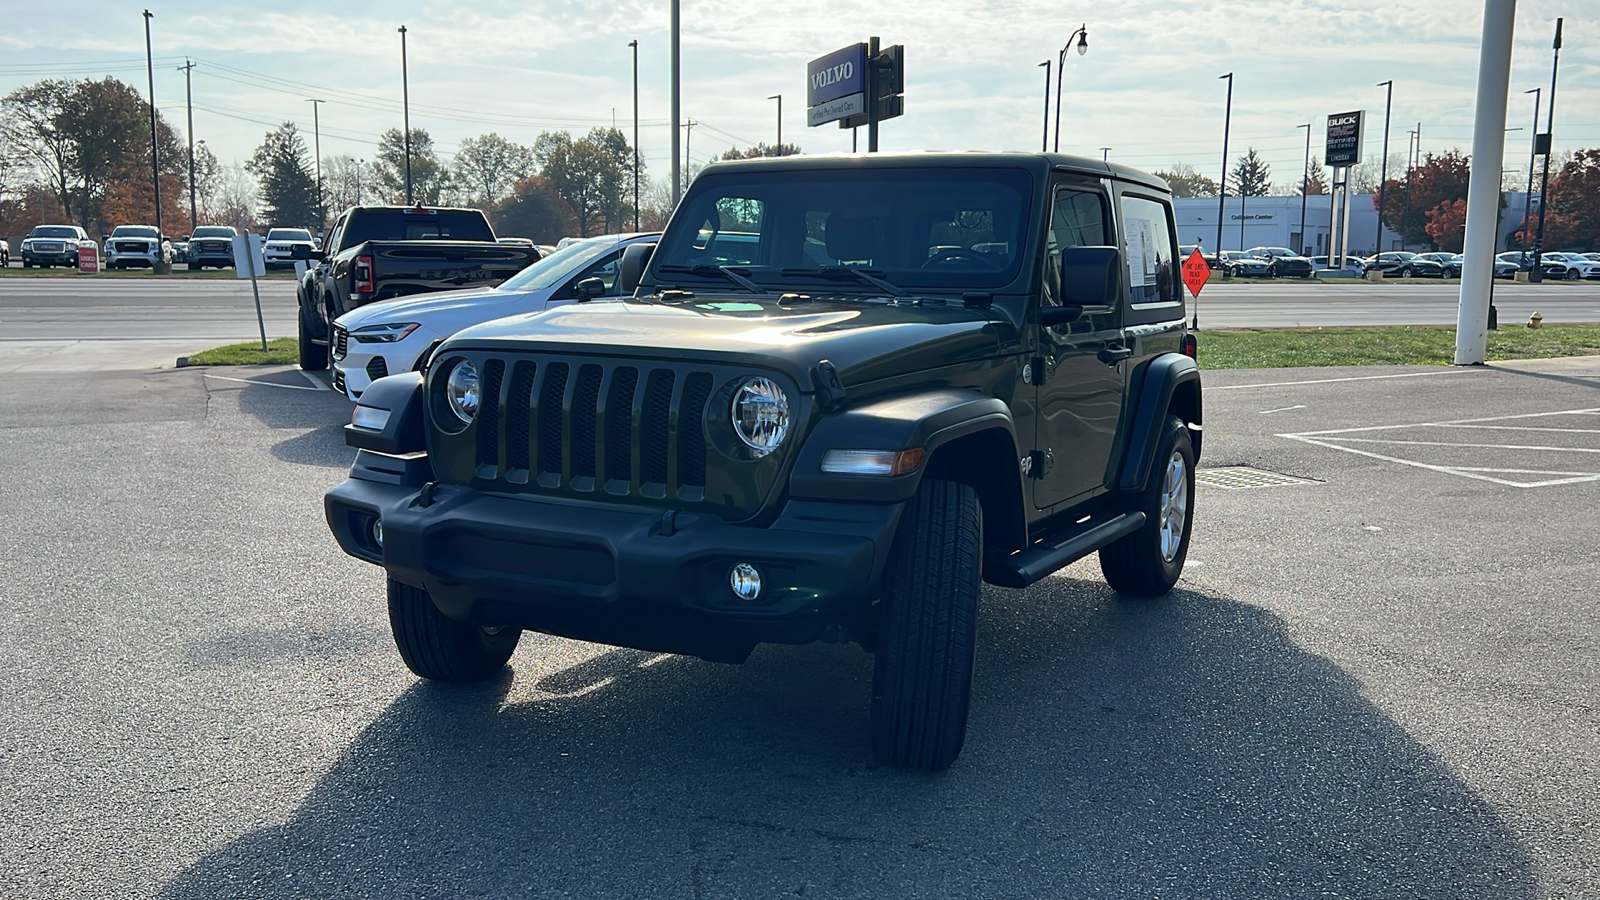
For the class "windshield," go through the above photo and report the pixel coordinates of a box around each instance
[192,226,234,238]
[497,237,621,292]
[112,226,159,238]
[30,226,79,239]
[649,167,1035,291]
[344,209,495,244]
[267,229,312,241]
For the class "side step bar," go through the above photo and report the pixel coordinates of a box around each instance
[982,512,1146,588]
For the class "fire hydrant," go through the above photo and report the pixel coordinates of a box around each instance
[1529,311,1544,329]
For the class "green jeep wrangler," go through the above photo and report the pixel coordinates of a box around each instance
[325,152,1201,771]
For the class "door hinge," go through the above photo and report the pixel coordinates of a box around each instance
[1023,449,1053,479]
[1025,355,1047,385]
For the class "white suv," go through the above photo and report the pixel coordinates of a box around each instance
[1540,252,1600,281]
[263,227,317,269]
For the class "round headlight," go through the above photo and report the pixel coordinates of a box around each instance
[445,360,480,424]
[731,376,789,457]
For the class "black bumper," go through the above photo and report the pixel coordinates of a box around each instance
[325,451,902,661]
[23,252,78,265]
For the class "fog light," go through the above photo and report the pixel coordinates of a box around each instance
[371,518,384,548]
[729,563,761,601]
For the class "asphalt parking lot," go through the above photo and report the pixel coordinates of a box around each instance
[2,352,1597,898]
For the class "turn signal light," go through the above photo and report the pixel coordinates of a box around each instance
[820,447,926,476]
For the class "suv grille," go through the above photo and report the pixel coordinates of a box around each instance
[332,325,349,360]
[439,352,779,517]
[366,356,389,381]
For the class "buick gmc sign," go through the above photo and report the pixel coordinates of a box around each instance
[807,43,867,126]
[1325,111,1364,167]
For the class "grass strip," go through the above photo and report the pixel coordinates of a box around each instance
[187,338,299,366]
[1199,324,1600,368]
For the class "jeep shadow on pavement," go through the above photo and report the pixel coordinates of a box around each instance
[323,152,1203,771]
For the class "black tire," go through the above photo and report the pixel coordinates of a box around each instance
[387,578,520,682]
[1566,268,1580,281]
[22,260,31,269]
[1100,415,1196,597]
[298,305,328,371]
[188,262,199,271]
[1400,266,1413,278]
[871,478,981,772]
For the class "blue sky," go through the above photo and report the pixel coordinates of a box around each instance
[1,0,1594,190]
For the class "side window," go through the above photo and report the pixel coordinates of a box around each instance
[1119,195,1177,305]
[325,217,346,254]
[577,253,622,294]
[1044,186,1108,306]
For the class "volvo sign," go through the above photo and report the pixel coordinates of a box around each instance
[807,44,867,126]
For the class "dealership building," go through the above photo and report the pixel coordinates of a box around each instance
[1172,192,1536,258]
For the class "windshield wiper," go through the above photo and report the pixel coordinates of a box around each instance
[655,264,771,295]
[779,266,907,297]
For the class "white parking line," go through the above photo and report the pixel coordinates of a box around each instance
[202,372,325,392]
[298,370,330,391]
[1216,370,1462,391]
[1259,404,1306,414]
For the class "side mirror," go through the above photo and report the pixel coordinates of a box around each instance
[574,277,607,301]
[1059,245,1121,306]
[618,242,656,294]
[290,245,325,261]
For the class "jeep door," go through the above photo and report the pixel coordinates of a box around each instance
[1031,179,1127,509]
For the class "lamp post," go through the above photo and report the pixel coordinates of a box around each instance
[1400,127,1416,251]
[1376,80,1393,251]
[399,25,413,205]
[306,98,325,228]
[1297,123,1310,256]
[1531,17,1563,282]
[1052,25,1087,153]
[355,158,364,206]
[142,10,162,237]
[768,94,782,155]
[630,40,640,230]
[1523,87,1540,253]
[670,0,680,207]
[1037,61,1050,151]
[1099,147,1111,161]
[1214,73,1233,264]
[179,59,197,233]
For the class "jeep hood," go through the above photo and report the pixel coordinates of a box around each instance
[443,294,1021,386]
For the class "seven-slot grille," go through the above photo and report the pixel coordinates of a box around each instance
[464,355,720,505]
[331,325,349,360]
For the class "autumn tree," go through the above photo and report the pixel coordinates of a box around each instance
[371,128,451,205]
[453,133,536,207]
[490,176,573,242]
[247,122,319,228]
[0,79,75,218]
[1152,162,1217,198]
[534,127,635,236]
[1229,148,1271,197]
[719,143,803,160]
[1423,199,1468,252]
[1373,149,1474,248]
[1541,148,1600,250]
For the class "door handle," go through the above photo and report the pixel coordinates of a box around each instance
[1098,344,1133,365]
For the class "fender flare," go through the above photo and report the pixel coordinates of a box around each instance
[1117,353,1202,492]
[344,372,426,455]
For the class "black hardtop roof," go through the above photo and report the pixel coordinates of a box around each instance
[343,205,490,215]
[698,150,1170,194]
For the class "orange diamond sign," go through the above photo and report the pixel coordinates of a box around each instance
[1182,248,1212,297]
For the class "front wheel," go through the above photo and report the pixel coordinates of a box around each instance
[388,578,521,682]
[871,478,981,772]
[1100,415,1196,597]
[1566,268,1580,281]
[1399,266,1414,278]
[298,305,328,371]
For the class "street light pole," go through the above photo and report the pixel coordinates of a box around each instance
[1214,73,1233,263]
[670,0,681,207]
[630,40,639,230]
[1531,17,1562,281]
[1099,147,1111,161]
[355,159,364,206]
[1400,127,1416,251]
[1037,61,1050,152]
[1052,25,1088,153]
[1297,123,1310,255]
[1523,88,1541,252]
[1376,80,1393,251]
[306,98,325,228]
[399,25,413,205]
[768,94,782,155]
[180,59,196,233]
[143,10,162,236]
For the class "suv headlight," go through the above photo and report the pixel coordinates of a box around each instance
[731,376,789,457]
[351,322,421,343]
[445,360,480,424]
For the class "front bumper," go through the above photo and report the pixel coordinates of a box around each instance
[108,250,161,267]
[23,248,78,265]
[330,331,436,400]
[325,456,901,660]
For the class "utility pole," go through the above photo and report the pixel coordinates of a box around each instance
[356,159,364,206]
[1523,88,1540,252]
[1453,0,1516,366]
[1376,80,1393,251]
[399,25,413,205]
[1207,71,1232,331]
[1400,128,1417,251]
[1297,123,1310,256]
[670,0,681,207]
[143,10,162,236]
[179,59,197,233]
[306,99,325,228]
[768,94,782,154]
[683,119,697,192]
[1037,61,1050,152]
[1531,17,1562,282]
[629,39,640,230]
[1099,147,1111,160]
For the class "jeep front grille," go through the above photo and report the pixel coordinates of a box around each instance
[331,325,349,360]
[451,354,752,513]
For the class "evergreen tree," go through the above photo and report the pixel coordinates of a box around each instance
[1230,148,1271,197]
[246,122,319,228]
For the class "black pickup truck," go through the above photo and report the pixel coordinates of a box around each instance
[296,206,540,370]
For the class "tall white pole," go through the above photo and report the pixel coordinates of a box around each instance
[1455,0,1517,365]
[670,0,681,208]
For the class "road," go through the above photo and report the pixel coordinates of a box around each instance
[1196,279,1600,327]
[2,354,1597,898]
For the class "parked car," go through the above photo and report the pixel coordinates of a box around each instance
[1247,246,1314,278]
[1493,256,1521,278]
[1310,255,1367,275]
[1416,252,1463,278]
[1537,252,1600,281]
[296,206,542,372]
[171,235,191,264]
[1497,251,1535,272]
[1219,250,1271,277]
[1179,244,1224,270]
[329,232,659,400]
[263,227,317,269]
[105,225,171,270]
[186,225,237,270]
[20,224,89,268]
[0,241,7,267]
[1363,252,1445,278]
[1583,252,1600,263]
[322,150,1202,772]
